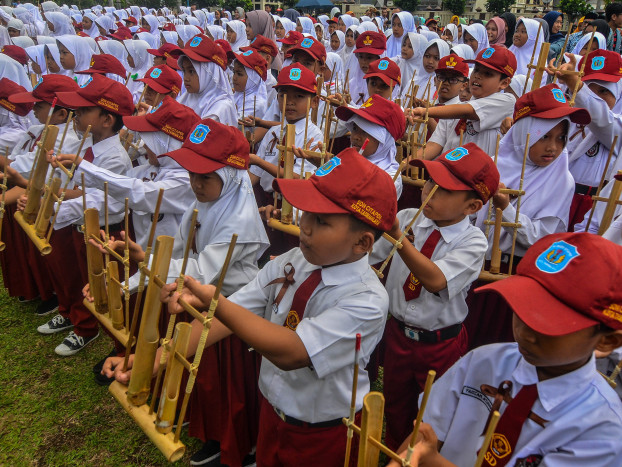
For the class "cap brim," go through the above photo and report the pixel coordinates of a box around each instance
[362,71,400,86]
[160,147,225,174]
[530,107,591,125]
[583,74,622,83]
[9,91,41,104]
[122,114,159,133]
[55,91,96,109]
[335,105,384,126]
[287,48,323,63]
[274,82,315,94]
[464,59,506,75]
[136,77,170,94]
[179,48,209,62]
[410,159,472,192]
[475,275,599,336]
[147,48,164,56]
[353,47,384,55]
[273,178,348,214]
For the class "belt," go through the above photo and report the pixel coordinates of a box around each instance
[394,318,462,343]
[273,406,345,428]
[574,183,596,196]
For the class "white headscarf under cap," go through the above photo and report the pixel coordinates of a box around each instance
[398,32,427,100]
[56,35,94,85]
[571,31,606,55]
[450,44,475,61]
[386,11,415,58]
[0,53,32,89]
[45,11,75,36]
[462,23,489,55]
[509,18,544,77]
[226,20,249,52]
[297,17,316,39]
[233,59,267,120]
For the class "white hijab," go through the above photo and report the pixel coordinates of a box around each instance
[206,25,225,41]
[56,35,94,85]
[509,74,533,98]
[509,18,544,77]
[345,114,399,178]
[99,39,130,75]
[82,12,100,38]
[297,17,316,39]
[177,25,201,45]
[134,31,159,49]
[450,44,475,61]
[444,23,461,45]
[161,31,179,44]
[44,43,71,76]
[571,31,606,55]
[0,52,32,89]
[26,44,47,74]
[45,11,75,36]
[94,14,115,36]
[233,60,267,120]
[462,23,489,55]
[386,12,415,59]
[325,52,345,94]
[226,20,249,52]
[398,32,427,100]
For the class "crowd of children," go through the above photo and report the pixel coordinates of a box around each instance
[1,3,622,467]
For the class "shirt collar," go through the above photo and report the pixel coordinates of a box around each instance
[293,117,308,135]
[513,353,597,412]
[91,134,119,157]
[321,253,371,286]
[419,215,471,244]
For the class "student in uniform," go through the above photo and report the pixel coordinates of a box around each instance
[232,49,268,120]
[371,142,498,449]
[107,147,398,467]
[362,58,401,101]
[135,64,182,108]
[509,18,546,86]
[123,38,152,104]
[415,45,516,159]
[240,34,279,104]
[428,54,469,135]
[389,232,622,467]
[349,31,386,106]
[55,35,95,86]
[177,34,237,125]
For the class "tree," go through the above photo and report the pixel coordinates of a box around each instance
[220,0,253,13]
[444,0,467,16]
[558,0,594,23]
[484,0,513,15]
[395,0,420,13]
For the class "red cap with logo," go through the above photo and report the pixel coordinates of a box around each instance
[513,84,591,125]
[410,142,500,202]
[179,34,227,70]
[273,148,397,231]
[109,27,133,40]
[1,45,28,65]
[363,58,401,86]
[75,54,128,80]
[275,63,317,93]
[336,95,405,141]
[10,74,78,104]
[54,73,134,116]
[234,49,268,81]
[580,49,622,83]
[243,34,279,57]
[477,232,622,335]
[147,42,182,58]
[136,65,182,95]
[278,30,304,45]
[354,31,386,56]
[0,78,33,116]
[285,35,327,65]
[215,39,235,62]
[436,54,469,79]
[161,118,250,173]
[466,45,516,78]
[123,96,200,141]
[124,16,138,25]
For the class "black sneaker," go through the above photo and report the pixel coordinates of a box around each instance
[37,314,73,335]
[189,441,221,466]
[55,331,99,356]
[18,295,38,303]
[35,296,59,316]
[93,348,118,374]
[242,448,256,467]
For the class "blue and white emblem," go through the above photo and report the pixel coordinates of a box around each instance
[301,38,313,48]
[535,240,580,273]
[591,56,605,71]
[482,48,495,59]
[445,147,469,161]
[189,124,211,144]
[289,68,301,81]
[378,59,389,70]
[551,88,566,103]
[80,77,92,88]
[150,68,162,79]
[189,36,202,47]
[243,50,253,56]
[316,156,341,176]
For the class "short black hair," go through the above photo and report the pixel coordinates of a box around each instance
[606,2,622,22]
[349,215,383,241]
[584,12,598,20]
[99,108,124,133]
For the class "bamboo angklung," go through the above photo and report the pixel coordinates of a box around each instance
[523,22,543,94]
[343,334,361,467]
[529,41,551,91]
[405,371,436,465]
[593,170,622,236]
[0,148,9,251]
[551,23,574,85]
[569,30,596,106]
[583,137,619,232]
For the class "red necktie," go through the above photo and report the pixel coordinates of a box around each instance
[481,384,539,467]
[29,131,42,152]
[402,229,442,301]
[283,269,322,331]
[454,118,467,136]
[83,147,94,163]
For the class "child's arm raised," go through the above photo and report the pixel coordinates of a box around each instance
[411,103,478,122]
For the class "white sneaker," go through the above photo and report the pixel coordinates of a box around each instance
[55,331,99,356]
[37,314,73,335]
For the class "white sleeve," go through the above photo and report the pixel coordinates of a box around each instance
[469,93,515,131]
[574,85,622,154]
[502,203,566,250]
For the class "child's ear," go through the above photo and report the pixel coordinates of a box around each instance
[464,197,483,215]
[311,94,320,109]
[596,330,622,354]
[499,76,512,91]
[353,230,375,254]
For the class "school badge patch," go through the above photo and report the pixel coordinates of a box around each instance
[378,59,389,70]
[150,67,162,79]
[551,88,566,103]
[482,47,495,59]
[243,50,253,56]
[301,38,313,48]
[363,35,372,46]
[483,433,511,465]
[446,56,457,67]
[586,142,600,157]
[315,156,341,176]
[189,36,202,47]
[284,310,300,330]
[591,56,605,71]
[289,68,301,81]
[189,123,211,144]
[535,240,579,273]
[445,147,468,161]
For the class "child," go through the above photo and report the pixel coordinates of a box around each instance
[136,64,182,108]
[371,142,497,449]
[509,18,545,85]
[108,147,398,467]
[396,33,428,101]
[147,43,182,70]
[462,23,489,56]
[386,11,415,58]
[417,45,516,159]
[486,17,507,47]
[232,49,268,120]
[56,36,94,86]
[363,58,401,100]
[335,94,405,196]
[239,35,279,104]
[75,54,129,83]
[350,31,386,106]
[277,30,303,67]
[226,19,249,52]
[0,55,32,152]
[177,34,237,125]
[123,39,152,104]
[419,38,450,100]
[389,232,622,467]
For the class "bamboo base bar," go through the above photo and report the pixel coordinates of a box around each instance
[84,299,135,346]
[14,211,52,255]
[478,271,509,282]
[109,380,185,462]
[401,175,426,187]
[266,218,301,236]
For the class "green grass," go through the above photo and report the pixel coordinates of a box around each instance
[0,287,200,466]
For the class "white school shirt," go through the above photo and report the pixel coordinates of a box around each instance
[369,213,486,330]
[229,248,388,423]
[423,343,622,467]
[265,72,277,106]
[603,216,622,246]
[574,176,622,234]
[569,85,622,186]
[428,95,461,155]
[250,118,323,193]
[54,134,133,229]
[74,160,194,249]
[0,108,32,152]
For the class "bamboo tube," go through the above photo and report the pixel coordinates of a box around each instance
[84,208,108,313]
[45,111,73,187]
[127,235,175,407]
[584,137,618,232]
[530,42,550,91]
[107,261,124,329]
[405,371,436,465]
[552,24,573,85]
[597,173,622,236]
[13,212,52,255]
[26,98,56,193]
[343,334,361,467]
[489,208,503,274]
[474,411,501,467]
[274,94,287,208]
[352,392,385,467]
[123,198,130,329]
[23,125,59,223]
[280,124,296,225]
[155,322,192,433]
[569,30,596,106]
[311,77,323,124]
[34,177,61,237]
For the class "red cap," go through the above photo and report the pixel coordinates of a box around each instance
[336,95,405,141]
[147,43,182,59]
[0,78,33,116]
[179,34,227,70]
[363,58,401,86]
[124,16,138,25]
[513,84,591,125]
[353,31,386,56]
[215,39,235,62]
[75,54,128,80]
[410,142,500,202]
[286,36,327,65]
[123,96,200,141]
[273,148,397,232]
[425,18,438,25]
[477,232,622,335]
[234,49,268,81]
[244,34,278,57]
[163,23,177,32]
[10,74,78,105]
[55,74,134,116]
[327,17,338,23]
[278,30,304,45]
[436,54,469,79]
[466,45,516,78]
[109,28,133,40]
[162,118,250,173]
[136,65,182,95]
[1,45,28,65]
[275,63,317,94]
[580,49,622,83]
